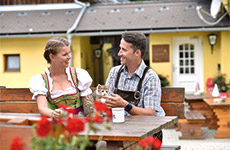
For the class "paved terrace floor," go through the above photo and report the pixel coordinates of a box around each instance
[163,127,230,150]
[162,103,230,150]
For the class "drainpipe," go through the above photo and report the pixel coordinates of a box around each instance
[67,0,90,67]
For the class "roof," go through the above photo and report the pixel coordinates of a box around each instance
[0,3,81,35]
[0,0,229,37]
[76,0,230,33]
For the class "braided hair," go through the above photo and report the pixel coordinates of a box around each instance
[43,37,69,63]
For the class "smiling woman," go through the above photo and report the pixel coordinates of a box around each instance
[29,37,93,120]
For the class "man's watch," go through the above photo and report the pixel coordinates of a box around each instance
[125,103,133,113]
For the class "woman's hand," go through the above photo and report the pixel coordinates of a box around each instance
[37,95,61,120]
[51,109,62,120]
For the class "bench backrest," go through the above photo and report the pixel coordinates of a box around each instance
[0,88,39,113]
[0,87,185,118]
[161,87,185,119]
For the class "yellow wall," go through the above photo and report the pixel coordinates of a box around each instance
[74,36,95,86]
[72,36,82,68]
[0,37,50,88]
[102,43,113,84]
[1,31,229,90]
[220,31,230,80]
[149,31,230,91]
[0,36,87,88]
[222,0,229,12]
[149,34,172,83]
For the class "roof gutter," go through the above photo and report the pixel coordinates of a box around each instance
[0,27,229,38]
[71,27,230,36]
[67,0,90,67]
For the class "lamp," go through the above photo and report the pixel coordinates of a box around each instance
[95,49,102,58]
[208,33,217,54]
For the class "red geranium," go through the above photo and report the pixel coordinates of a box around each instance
[10,137,22,150]
[58,104,75,114]
[105,109,112,118]
[36,116,50,137]
[94,101,107,112]
[66,117,85,134]
[93,101,112,122]
[85,116,92,122]
[93,112,103,123]
[139,136,162,150]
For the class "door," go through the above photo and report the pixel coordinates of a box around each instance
[172,37,203,94]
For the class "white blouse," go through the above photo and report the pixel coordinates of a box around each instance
[29,67,92,100]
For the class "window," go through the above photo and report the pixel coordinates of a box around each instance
[178,43,195,74]
[4,54,20,72]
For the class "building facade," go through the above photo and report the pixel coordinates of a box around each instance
[0,0,229,93]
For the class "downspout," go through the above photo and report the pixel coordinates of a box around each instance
[67,0,90,67]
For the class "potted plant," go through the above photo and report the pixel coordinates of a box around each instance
[158,74,170,87]
[212,73,230,97]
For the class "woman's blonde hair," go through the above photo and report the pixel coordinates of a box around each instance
[43,37,69,63]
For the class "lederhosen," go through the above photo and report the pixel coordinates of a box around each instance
[41,67,83,114]
[114,65,163,141]
[114,65,149,106]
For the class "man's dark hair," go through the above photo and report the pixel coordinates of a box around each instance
[122,32,147,58]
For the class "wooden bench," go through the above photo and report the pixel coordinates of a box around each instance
[177,110,206,139]
[0,87,185,115]
[161,87,206,139]
[161,87,185,119]
[0,88,39,113]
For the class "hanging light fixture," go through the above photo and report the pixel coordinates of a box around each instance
[208,33,217,54]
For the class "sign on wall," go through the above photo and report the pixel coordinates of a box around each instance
[152,45,169,62]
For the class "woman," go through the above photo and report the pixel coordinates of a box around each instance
[29,37,92,120]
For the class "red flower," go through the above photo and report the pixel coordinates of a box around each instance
[66,117,85,134]
[58,104,75,114]
[139,136,162,150]
[11,137,22,150]
[58,104,68,110]
[37,116,50,137]
[139,139,147,149]
[94,101,107,112]
[93,112,103,123]
[66,107,75,114]
[105,109,112,118]
[85,116,92,122]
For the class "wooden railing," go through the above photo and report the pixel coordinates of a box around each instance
[0,88,39,113]
[0,87,186,116]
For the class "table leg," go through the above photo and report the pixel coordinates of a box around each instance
[212,106,230,138]
[106,141,123,150]
[106,141,138,150]
[208,113,218,129]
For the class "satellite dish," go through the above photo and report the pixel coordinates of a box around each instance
[210,0,221,19]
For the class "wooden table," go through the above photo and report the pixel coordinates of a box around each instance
[203,98,230,138]
[185,93,214,127]
[0,113,178,150]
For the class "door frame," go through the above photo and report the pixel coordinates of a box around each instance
[172,36,204,93]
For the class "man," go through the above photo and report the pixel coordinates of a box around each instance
[104,31,165,140]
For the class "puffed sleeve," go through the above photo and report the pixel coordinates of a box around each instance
[29,74,48,100]
[75,68,92,96]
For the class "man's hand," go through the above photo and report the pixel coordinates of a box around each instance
[104,93,155,116]
[103,93,128,109]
